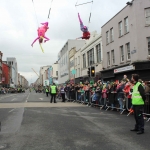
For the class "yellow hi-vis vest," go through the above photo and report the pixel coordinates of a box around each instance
[46,89,48,92]
[51,86,56,94]
[132,82,144,105]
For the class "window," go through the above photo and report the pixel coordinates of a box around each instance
[106,31,109,44]
[120,46,124,62]
[111,50,115,64]
[78,56,80,65]
[87,48,94,66]
[83,54,86,68]
[126,43,131,60]
[70,60,74,68]
[145,8,150,25]
[78,68,80,77]
[110,28,114,42]
[119,21,123,37]
[96,44,101,63]
[56,71,58,76]
[148,37,150,55]
[107,52,110,66]
[124,17,129,33]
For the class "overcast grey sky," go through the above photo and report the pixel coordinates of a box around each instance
[0,0,128,83]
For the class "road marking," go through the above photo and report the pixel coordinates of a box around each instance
[8,109,15,113]
[26,93,30,99]
[11,98,17,101]
[39,98,43,100]
[26,93,30,102]
[0,94,17,101]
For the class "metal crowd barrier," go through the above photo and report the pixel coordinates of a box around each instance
[143,93,150,122]
[70,91,150,122]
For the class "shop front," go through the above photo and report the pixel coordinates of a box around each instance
[101,61,150,82]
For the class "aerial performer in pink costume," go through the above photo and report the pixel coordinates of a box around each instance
[31,22,50,47]
[77,13,90,40]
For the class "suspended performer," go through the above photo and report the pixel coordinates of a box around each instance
[77,13,90,40]
[31,22,50,47]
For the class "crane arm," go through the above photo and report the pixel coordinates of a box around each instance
[31,68,39,77]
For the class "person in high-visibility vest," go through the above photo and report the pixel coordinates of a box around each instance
[130,74,145,134]
[50,83,57,103]
[45,86,49,97]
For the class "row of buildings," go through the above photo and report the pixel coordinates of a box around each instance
[0,55,28,88]
[35,0,150,86]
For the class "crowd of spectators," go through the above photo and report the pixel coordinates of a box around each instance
[57,75,150,114]
[0,87,26,94]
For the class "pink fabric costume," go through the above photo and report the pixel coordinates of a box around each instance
[31,22,50,47]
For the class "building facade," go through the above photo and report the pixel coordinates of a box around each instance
[58,39,85,84]
[0,51,3,84]
[80,32,103,82]
[7,57,18,87]
[52,62,58,84]
[101,0,150,81]
[39,66,50,85]
[2,62,10,87]
[69,47,76,84]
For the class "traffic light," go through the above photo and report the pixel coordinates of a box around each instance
[91,66,95,77]
[87,67,91,77]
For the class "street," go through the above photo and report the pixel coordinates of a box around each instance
[0,91,150,150]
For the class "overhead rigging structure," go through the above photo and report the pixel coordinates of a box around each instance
[75,0,93,27]
[32,0,54,27]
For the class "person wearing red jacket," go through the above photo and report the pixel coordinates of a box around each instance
[123,82,132,110]
[77,13,90,40]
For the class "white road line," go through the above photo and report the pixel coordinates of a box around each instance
[26,93,30,99]
[8,109,15,113]
[0,94,17,101]
[11,98,17,101]
[26,93,30,102]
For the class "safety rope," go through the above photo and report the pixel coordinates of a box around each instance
[75,0,94,28]
[32,0,39,27]
[88,1,93,27]
[47,0,54,20]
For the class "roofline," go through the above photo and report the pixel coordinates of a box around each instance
[101,3,129,28]
[81,34,102,52]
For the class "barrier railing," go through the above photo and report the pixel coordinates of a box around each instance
[68,91,150,122]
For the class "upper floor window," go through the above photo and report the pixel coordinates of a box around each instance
[96,44,101,63]
[126,43,131,60]
[120,46,124,62]
[119,21,123,37]
[145,8,150,25]
[111,50,115,65]
[87,48,94,66]
[106,31,109,44]
[147,37,150,55]
[107,52,110,66]
[110,28,114,42]
[124,17,129,33]
[83,54,86,68]
[78,56,80,65]
[56,71,58,76]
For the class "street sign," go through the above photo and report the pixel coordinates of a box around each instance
[44,80,49,86]
[71,69,76,75]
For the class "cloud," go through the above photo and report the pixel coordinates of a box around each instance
[0,0,128,83]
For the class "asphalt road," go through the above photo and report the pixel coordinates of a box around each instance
[0,91,150,150]
[0,93,28,103]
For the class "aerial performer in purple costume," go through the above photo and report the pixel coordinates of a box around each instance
[77,13,90,40]
[31,22,50,47]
